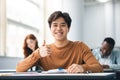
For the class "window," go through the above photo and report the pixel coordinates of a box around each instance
[0,0,62,57]
[6,0,43,57]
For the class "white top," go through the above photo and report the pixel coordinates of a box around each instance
[92,48,120,70]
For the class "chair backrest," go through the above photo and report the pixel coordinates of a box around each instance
[0,56,23,69]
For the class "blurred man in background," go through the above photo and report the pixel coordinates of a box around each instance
[92,37,120,70]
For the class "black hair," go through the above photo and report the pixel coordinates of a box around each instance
[103,37,115,48]
[48,11,72,29]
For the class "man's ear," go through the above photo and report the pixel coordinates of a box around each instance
[68,28,70,32]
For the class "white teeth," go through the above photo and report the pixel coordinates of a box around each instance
[55,32,63,36]
[57,33,62,34]
[55,32,62,34]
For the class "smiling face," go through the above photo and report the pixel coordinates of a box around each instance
[50,17,69,41]
[26,39,36,51]
[100,41,113,57]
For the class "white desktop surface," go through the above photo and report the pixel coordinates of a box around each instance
[0,72,115,76]
[0,69,16,72]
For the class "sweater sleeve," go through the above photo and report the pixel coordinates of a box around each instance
[80,42,103,73]
[16,48,41,72]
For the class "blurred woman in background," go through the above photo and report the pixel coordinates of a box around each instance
[23,34,40,71]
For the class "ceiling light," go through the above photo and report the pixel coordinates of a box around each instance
[97,0,110,3]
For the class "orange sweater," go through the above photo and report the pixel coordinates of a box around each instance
[16,41,103,72]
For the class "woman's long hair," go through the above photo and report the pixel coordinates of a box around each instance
[23,34,39,58]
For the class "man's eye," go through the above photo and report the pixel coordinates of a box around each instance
[61,25,66,27]
[61,25,65,26]
[53,25,57,27]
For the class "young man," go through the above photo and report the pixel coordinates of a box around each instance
[16,11,103,73]
[92,37,120,70]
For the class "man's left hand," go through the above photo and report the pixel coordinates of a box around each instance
[67,64,84,73]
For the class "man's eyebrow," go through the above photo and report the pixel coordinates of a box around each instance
[61,22,66,24]
[52,22,66,24]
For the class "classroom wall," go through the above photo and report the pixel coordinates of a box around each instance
[83,1,120,48]
[83,4,105,48]
[115,1,120,47]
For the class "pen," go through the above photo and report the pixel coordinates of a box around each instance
[84,70,92,73]
[58,68,64,70]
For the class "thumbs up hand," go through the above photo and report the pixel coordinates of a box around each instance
[39,40,51,57]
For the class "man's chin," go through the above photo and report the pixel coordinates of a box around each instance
[55,38,65,41]
[101,55,108,58]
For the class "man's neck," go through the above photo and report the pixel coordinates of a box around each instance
[54,40,70,48]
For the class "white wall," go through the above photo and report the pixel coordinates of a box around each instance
[115,1,120,47]
[83,4,105,48]
[83,1,120,48]
[0,0,6,55]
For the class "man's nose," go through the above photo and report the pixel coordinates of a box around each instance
[103,50,107,54]
[57,26,61,30]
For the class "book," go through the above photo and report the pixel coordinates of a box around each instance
[41,68,67,74]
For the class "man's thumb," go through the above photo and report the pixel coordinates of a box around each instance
[42,40,46,46]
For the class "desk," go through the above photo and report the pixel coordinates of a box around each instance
[0,69,16,73]
[103,69,120,80]
[116,70,120,80]
[0,72,116,80]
